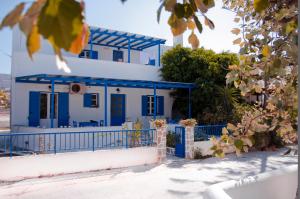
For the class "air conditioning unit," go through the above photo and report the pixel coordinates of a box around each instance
[69,83,86,94]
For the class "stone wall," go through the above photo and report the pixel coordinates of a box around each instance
[156,127,167,163]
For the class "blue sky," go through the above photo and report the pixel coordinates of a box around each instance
[0,0,239,74]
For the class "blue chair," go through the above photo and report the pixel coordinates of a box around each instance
[99,120,104,126]
[73,121,78,127]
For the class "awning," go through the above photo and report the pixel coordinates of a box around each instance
[16,74,196,90]
[89,27,166,51]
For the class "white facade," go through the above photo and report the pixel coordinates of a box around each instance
[11,26,176,129]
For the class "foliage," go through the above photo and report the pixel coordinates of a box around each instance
[130,118,142,147]
[0,90,9,109]
[179,118,197,127]
[157,0,217,49]
[166,132,176,148]
[161,46,239,123]
[0,0,89,71]
[211,0,298,157]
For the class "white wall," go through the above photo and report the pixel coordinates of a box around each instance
[0,147,158,181]
[11,83,173,128]
[194,141,235,156]
[203,165,298,199]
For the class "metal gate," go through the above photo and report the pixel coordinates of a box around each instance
[174,126,185,158]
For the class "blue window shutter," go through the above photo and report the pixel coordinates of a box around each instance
[29,91,40,127]
[97,93,99,107]
[141,95,147,116]
[158,96,164,116]
[92,51,98,59]
[83,94,91,107]
[58,93,69,127]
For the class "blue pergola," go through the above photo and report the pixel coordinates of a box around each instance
[16,74,195,128]
[89,27,166,66]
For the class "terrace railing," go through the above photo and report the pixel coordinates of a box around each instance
[194,125,226,141]
[0,129,156,157]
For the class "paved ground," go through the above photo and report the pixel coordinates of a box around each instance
[0,148,297,199]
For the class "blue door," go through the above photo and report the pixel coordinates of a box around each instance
[28,91,40,127]
[58,93,69,127]
[175,126,185,158]
[110,94,126,126]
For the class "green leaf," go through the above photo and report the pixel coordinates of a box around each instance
[234,139,244,150]
[37,0,84,52]
[157,1,165,23]
[254,0,269,13]
[0,3,25,29]
[174,3,194,19]
[174,3,185,19]
[193,15,203,33]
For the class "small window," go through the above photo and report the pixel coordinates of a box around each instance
[90,94,98,107]
[84,93,99,108]
[142,95,164,116]
[79,50,98,59]
[147,96,159,115]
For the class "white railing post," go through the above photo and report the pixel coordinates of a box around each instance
[184,126,195,159]
[155,125,167,163]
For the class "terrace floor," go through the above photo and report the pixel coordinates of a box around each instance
[0,148,297,199]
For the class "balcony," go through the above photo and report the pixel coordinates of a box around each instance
[12,51,162,82]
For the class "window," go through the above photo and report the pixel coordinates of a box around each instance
[91,94,98,107]
[113,50,124,62]
[79,50,98,59]
[40,93,47,119]
[84,93,99,108]
[142,95,164,116]
[147,96,157,115]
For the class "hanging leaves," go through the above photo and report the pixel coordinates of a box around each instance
[231,28,241,35]
[193,15,203,33]
[188,31,199,49]
[194,0,208,13]
[0,3,25,29]
[27,25,40,58]
[187,19,196,30]
[232,37,242,45]
[204,17,214,29]
[168,14,187,36]
[37,0,85,54]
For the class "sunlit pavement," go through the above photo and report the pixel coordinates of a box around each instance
[0,148,297,199]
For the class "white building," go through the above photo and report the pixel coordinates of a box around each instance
[10,26,194,132]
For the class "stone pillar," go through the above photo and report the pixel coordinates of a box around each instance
[156,126,167,163]
[185,126,195,159]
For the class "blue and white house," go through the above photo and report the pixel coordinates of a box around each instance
[10,26,194,133]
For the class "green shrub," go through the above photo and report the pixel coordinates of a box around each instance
[166,132,176,148]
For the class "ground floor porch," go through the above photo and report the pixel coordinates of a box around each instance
[12,74,195,129]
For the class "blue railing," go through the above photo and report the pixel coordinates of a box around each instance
[0,129,156,157]
[194,125,226,141]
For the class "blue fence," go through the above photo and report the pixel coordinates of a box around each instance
[194,125,226,141]
[0,129,156,157]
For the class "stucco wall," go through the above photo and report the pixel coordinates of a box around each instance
[203,165,298,199]
[0,147,158,181]
[11,83,173,128]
